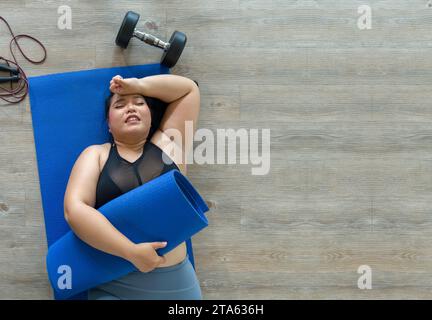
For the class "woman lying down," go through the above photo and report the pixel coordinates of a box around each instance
[63,74,202,300]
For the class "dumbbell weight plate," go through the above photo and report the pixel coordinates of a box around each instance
[115,11,140,49]
[161,31,187,68]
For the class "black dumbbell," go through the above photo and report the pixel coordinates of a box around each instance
[116,11,187,68]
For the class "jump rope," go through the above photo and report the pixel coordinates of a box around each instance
[0,16,47,103]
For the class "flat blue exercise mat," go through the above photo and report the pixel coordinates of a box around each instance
[28,63,202,300]
[46,169,209,300]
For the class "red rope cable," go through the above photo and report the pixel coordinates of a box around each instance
[0,16,47,103]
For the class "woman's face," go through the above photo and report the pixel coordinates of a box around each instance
[107,93,152,142]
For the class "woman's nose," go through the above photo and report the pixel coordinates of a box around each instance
[126,104,136,112]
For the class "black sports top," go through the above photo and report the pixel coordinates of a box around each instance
[95,141,179,209]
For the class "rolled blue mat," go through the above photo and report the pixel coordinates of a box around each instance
[46,169,209,300]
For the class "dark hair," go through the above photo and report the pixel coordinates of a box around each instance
[104,92,114,120]
[104,92,168,142]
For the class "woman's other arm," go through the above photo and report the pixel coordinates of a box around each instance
[63,145,136,260]
[138,74,197,104]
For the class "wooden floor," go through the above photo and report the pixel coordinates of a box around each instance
[1,0,432,299]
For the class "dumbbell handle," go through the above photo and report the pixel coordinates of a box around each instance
[133,30,170,50]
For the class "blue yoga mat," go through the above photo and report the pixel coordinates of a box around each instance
[47,169,209,300]
[28,63,201,300]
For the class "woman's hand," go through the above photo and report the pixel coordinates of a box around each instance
[125,241,168,273]
[109,75,143,95]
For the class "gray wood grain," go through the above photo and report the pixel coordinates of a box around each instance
[0,0,432,299]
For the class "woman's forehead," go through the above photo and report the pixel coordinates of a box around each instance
[112,93,144,104]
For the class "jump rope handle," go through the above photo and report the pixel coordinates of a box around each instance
[0,75,19,83]
[0,63,19,74]
[0,16,46,103]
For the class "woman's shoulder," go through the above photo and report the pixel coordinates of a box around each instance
[84,143,111,172]
[84,143,110,155]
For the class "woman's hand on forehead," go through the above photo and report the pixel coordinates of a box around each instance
[109,75,143,96]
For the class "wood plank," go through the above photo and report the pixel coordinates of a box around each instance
[1,0,432,300]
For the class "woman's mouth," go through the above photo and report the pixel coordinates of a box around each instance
[125,116,140,123]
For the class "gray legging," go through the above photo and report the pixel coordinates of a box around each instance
[88,254,202,300]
